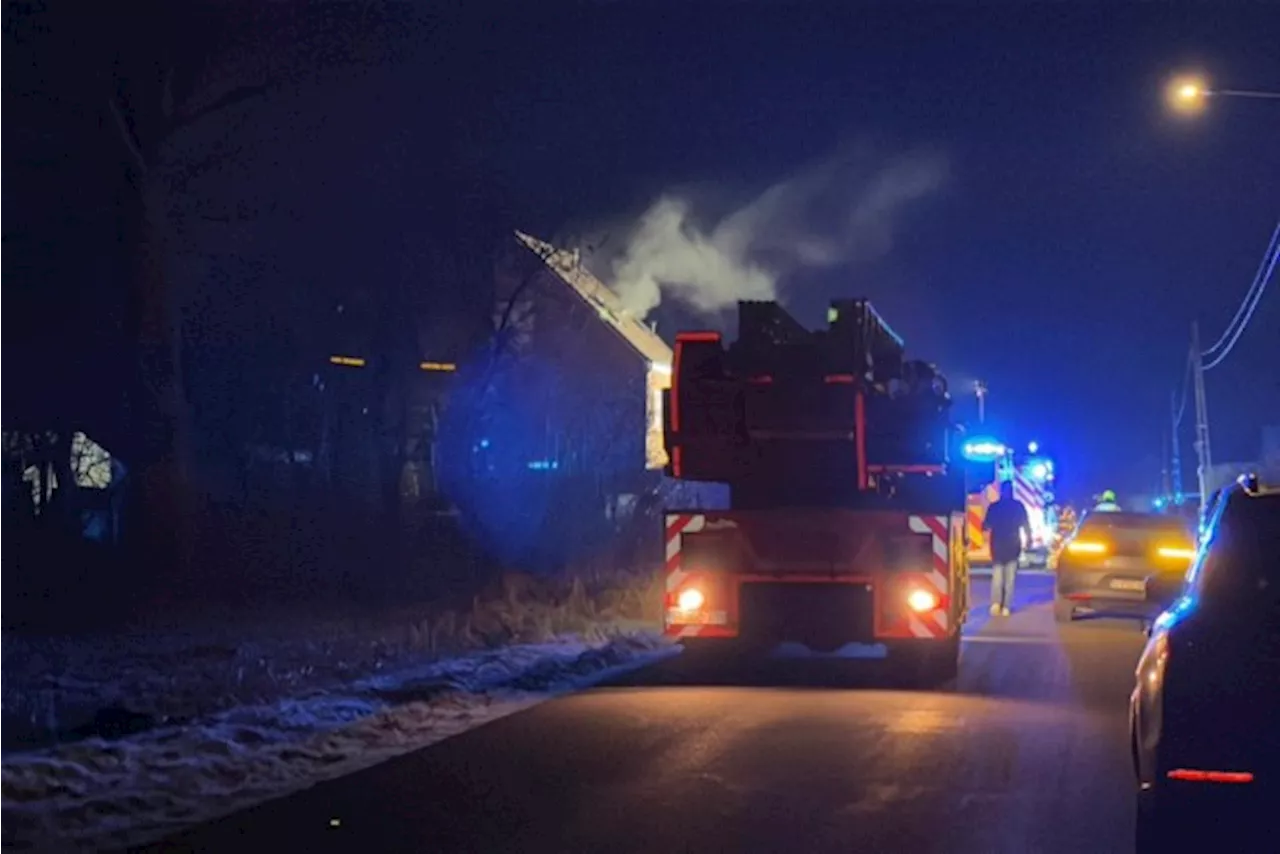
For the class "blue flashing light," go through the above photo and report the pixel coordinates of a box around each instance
[1153,593,1197,632]
[479,438,491,449]
[1028,441,1039,454]
[962,437,1007,462]
[527,460,560,471]
[1029,462,1049,481]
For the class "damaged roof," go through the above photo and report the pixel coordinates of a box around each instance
[514,230,673,368]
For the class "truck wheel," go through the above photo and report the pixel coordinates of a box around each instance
[1053,595,1074,623]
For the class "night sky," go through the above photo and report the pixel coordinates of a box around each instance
[6,2,1279,501]
[473,4,1280,499]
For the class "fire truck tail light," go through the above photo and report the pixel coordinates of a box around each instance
[676,588,706,613]
[907,588,940,613]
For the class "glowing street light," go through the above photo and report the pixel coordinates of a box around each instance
[1163,70,1278,509]
[1166,73,1280,116]
[1167,75,1209,115]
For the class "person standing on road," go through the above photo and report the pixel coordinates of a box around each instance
[983,480,1030,617]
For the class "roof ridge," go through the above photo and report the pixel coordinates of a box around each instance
[514,230,673,367]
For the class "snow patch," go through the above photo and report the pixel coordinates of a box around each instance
[2,634,673,852]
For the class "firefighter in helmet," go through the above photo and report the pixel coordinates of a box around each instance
[1095,490,1121,512]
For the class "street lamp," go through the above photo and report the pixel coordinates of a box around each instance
[1167,75,1209,114]
[1163,72,1278,508]
[974,380,988,423]
[1166,73,1280,115]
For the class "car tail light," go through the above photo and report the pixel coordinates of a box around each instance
[1156,546,1196,560]
[1166,769,1254,784]
[906,588,941,613]
[1067,540,1107,555]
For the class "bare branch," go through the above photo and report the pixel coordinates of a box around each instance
[161,66,175,119]
[179,83,270,130]
[108,97,149,175]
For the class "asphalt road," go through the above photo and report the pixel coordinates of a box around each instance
[146,575,1151,854]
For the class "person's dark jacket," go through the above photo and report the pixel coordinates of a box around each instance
[984,497,1030,564]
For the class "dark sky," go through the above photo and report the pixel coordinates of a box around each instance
[459,3,1280,498]
[6,1,1279,501]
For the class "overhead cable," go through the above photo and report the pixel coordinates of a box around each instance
[1203,231,1278,371]
[1201,219,1279,357]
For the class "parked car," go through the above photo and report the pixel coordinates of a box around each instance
[1130,474,1280,851]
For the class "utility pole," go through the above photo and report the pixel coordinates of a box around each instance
[1160,429,1171,499]
[1191,322,1213,508]
[975,380,988,424]
[1169,390,1183,503]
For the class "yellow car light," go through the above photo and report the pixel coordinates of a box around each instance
[907,588,940,613]
[1157,546,1196,560]
[1067,540,1107,555]
[676,588,706,613]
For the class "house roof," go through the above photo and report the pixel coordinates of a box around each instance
[515,230,673,368]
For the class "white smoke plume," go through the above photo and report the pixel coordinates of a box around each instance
[605,143,948,319]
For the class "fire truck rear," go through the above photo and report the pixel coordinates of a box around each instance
[662,299,968,681]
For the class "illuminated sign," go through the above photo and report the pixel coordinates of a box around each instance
[962,437,1007,462]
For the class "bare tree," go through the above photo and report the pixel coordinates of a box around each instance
[103,0,420,562]
[97,4,269,573]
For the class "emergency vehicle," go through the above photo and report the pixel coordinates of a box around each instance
[661,299,968,681]
[962,443,1057,567]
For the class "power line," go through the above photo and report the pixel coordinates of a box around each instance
[1203,235,1278,370]
[1202,220,1280,355]
[1180,219,1277,509]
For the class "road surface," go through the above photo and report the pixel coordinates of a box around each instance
[144,576,1151,854]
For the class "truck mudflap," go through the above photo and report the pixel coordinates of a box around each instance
[663,510,967,646]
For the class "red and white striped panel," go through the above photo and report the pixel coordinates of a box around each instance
[664,513,706,637]
[1012,472,1044,512]
[907,514,951,638]
[664,513,706,591]
[1012,472,1051,547]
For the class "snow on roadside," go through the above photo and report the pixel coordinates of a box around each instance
[2,633,675,853]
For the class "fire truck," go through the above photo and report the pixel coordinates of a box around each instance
[661,299,968,681]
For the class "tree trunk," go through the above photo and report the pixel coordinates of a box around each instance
[44,431,75,533]
[125,183,194,599]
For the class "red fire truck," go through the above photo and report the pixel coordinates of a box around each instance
[661,299,969,681]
